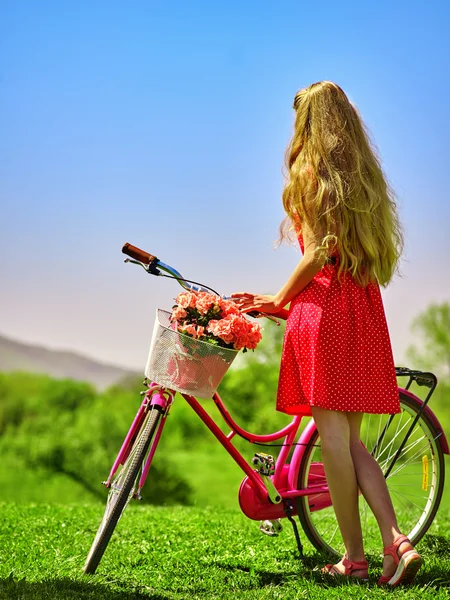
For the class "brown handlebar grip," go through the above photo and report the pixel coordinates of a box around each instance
[122,243,158,265]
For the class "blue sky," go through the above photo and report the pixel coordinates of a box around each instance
[1,0,449,370]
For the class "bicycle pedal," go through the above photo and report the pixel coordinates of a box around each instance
[260,519,283,536]
[252,453,275,476]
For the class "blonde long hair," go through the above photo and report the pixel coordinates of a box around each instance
[280,81,403,287]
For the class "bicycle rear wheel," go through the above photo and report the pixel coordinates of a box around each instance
[83,406,163,574]
[296,391,445,558]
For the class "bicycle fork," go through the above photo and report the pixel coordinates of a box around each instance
[103,385,173,497]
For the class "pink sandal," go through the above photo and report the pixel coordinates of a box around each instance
[377,534,422,586]
[323,557,369,581]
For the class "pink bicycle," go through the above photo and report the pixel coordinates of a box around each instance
[83,243,448,575]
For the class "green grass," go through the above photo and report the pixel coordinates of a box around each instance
[1,503,450,600]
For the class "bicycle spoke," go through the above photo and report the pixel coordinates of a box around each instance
[388,489,431,501]
[390,489,428,513]
[379,435,431,475]
[386,433,429,463]
[390,489,414,513]
[309,510,336,527]
[387,442,434,480]
[375,411,408,460]
[374,416,411,463]
[328,522,340,544]
[388,480,433,486]
[297,392,444,559]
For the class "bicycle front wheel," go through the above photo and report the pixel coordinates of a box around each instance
[296,390,445,558]
[83,406,163,574]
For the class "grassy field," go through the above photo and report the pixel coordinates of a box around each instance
[1,503,450,600]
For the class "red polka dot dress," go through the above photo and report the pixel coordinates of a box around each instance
[276,236,400,416]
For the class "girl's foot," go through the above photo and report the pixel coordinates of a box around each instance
[322,557,369,581]
[378,534,422,586]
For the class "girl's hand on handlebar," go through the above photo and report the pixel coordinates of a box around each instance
[231,292,281,315]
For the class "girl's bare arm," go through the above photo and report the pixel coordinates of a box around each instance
[232,221,325,313]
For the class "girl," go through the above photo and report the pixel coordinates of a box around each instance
[232,81,422,586]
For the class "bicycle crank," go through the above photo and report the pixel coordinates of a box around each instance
[251,453,282,504]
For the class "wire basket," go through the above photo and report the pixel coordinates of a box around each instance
[145,309,239,398]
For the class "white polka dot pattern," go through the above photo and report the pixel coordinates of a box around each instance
[276,240,401,417]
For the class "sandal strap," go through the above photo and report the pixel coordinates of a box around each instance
[323,558,369,579]
[323,564,340,575]
[377,575,392,586]
[383,534,412,562]
[341,557,369,573]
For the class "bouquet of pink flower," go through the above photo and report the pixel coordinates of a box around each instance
[171,291,262,352]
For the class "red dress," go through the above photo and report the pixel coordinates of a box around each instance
[276,236,400,416]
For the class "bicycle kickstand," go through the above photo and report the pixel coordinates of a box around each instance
[283,500,305,563]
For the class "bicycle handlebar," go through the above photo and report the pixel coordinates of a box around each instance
[122,242,214,294]
[122,242,288,322]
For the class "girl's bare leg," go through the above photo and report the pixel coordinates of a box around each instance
[347,412,415,578]
[311,407,366,573]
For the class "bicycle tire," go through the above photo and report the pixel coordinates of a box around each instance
[83,406,162,574]
[296,390,445,558]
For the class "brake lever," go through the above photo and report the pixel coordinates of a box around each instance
[124,258,157,273]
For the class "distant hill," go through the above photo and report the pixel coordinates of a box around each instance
[0,333,139,390]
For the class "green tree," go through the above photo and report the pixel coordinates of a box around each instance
[406,302,450,379]
[0,373,193,505]
[405,302,450,431]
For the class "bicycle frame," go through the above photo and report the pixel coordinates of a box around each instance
[112,246,450,527]
[83,244,450,577]
[182,390,329,520]
[103,372,449,524]
[102,383,327,514]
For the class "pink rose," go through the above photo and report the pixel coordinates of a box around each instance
[196,292,217,315]
[171,306,188,321]
[246,323,262,349]
[207,317,234,343]
[220,298,240,316]
[178,323,197,337]
[175,292,198,309]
